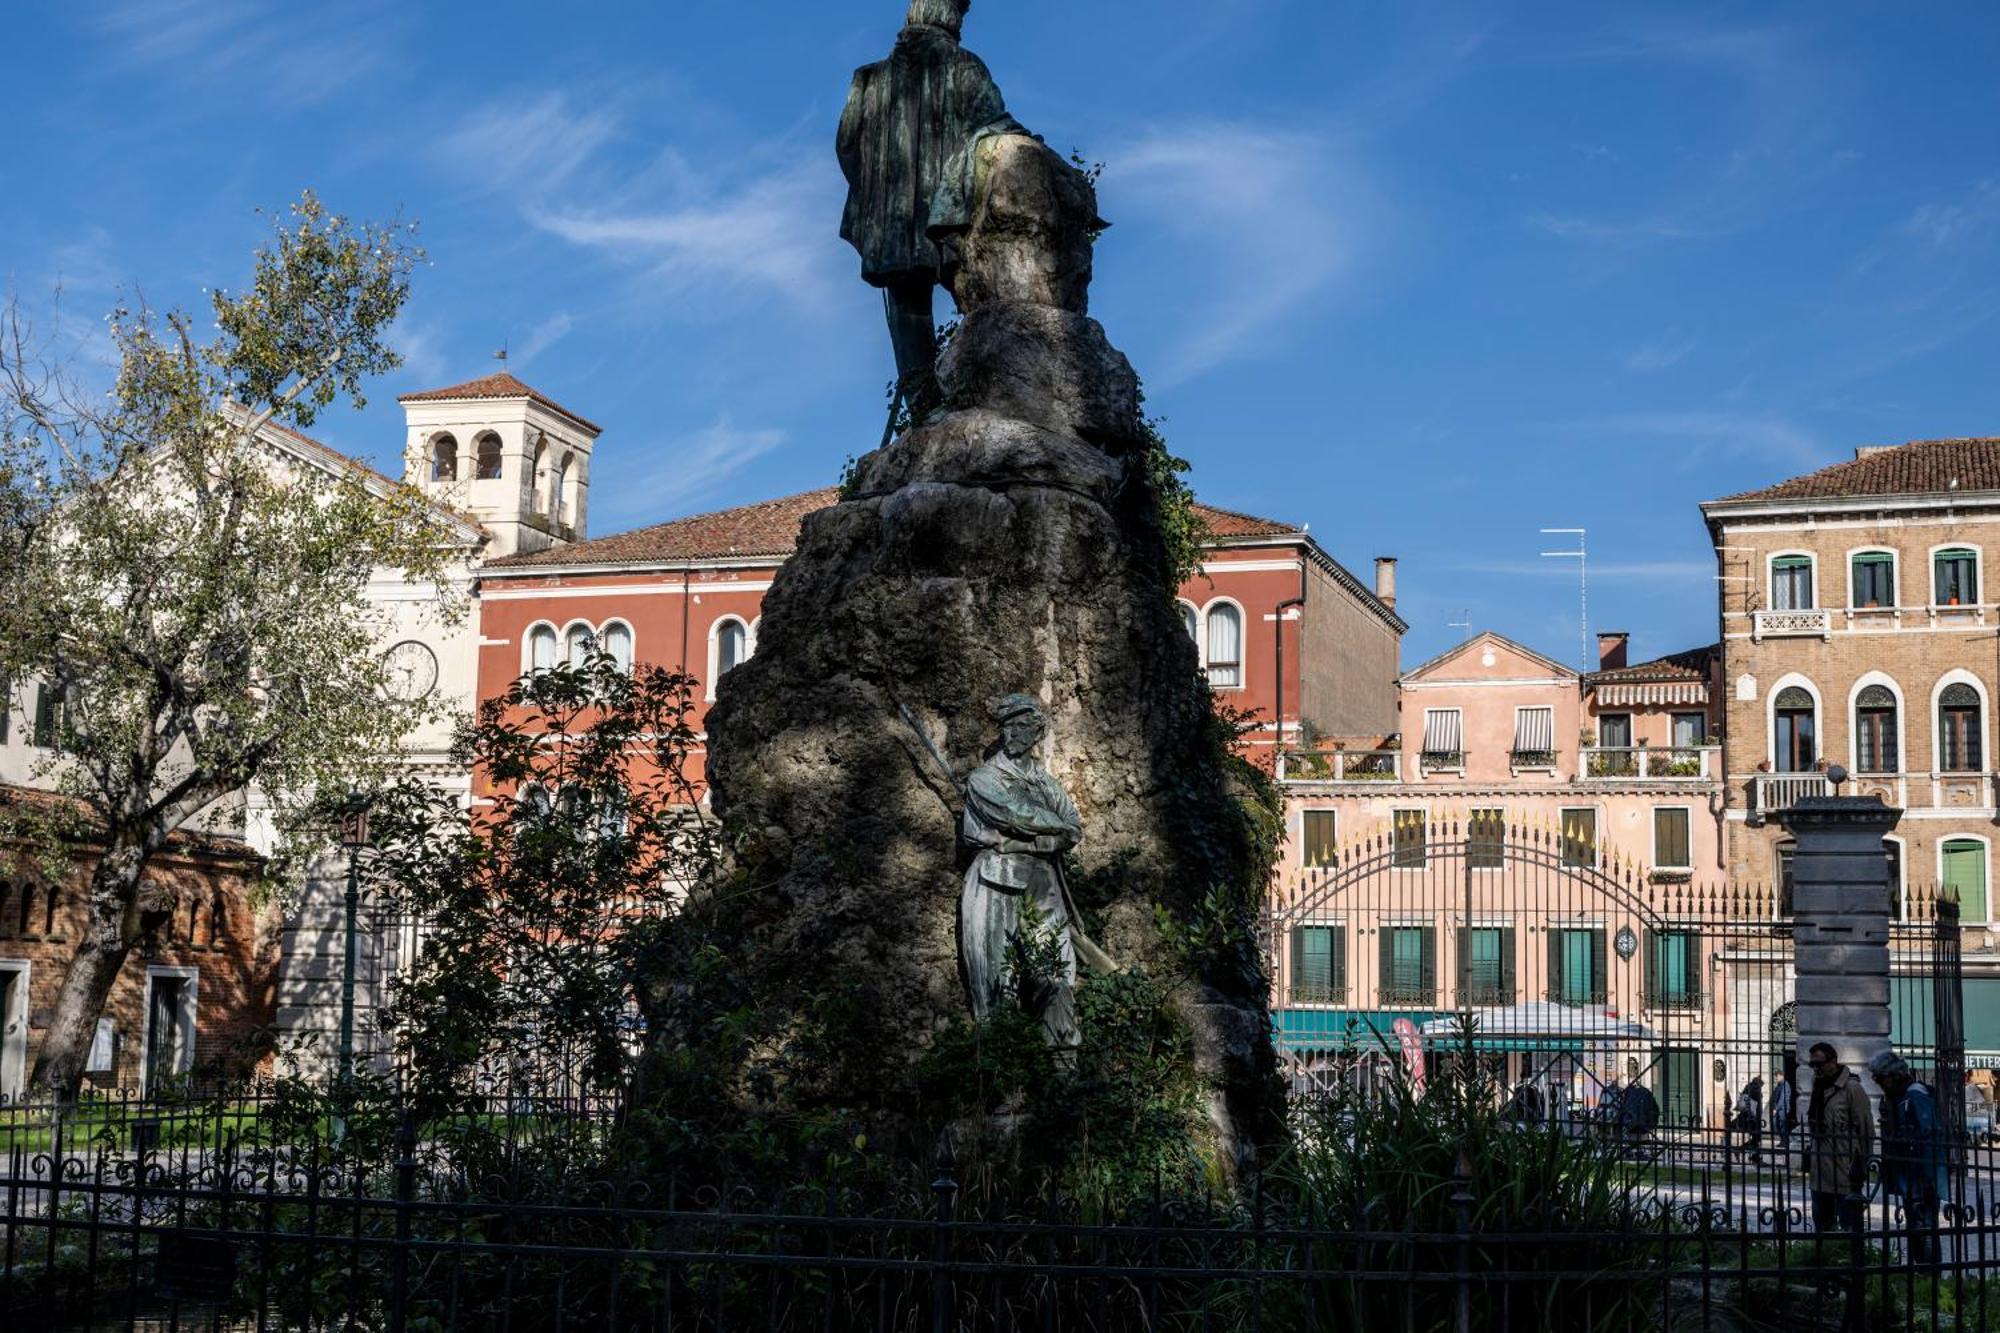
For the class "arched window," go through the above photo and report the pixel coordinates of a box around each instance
[1855,684,1899,774]
[1775,839,1797,917]
[517,783,552,826]
[565,623,596,666]
[1940,682,1983,772]
[1773,685,1815,773]
[530,436,549,512]
[600,622,633,674]
[1179,603,1198,642]
[527,625,557,675]
[553,453,572,522]
[474,432,503,481]
[1205,604,1243,688]
[718,620,749,676]
[1935,548,1979,606]
[430,433,458,482]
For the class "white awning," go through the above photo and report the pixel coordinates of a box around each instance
[1421,709,1462,753]
[1597,682,1708,707]
[1513,706,1554,752]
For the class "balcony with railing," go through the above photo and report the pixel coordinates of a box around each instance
[1579,746,1717,781]
[1278,748,1401,782]
[1752,608,1832,640]
[1749,771,1833,821]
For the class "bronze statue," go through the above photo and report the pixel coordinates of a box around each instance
[837,0,1021,426]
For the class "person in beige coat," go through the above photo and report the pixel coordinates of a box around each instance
[1805,1041,1875,1232]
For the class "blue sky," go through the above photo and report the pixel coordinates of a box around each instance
[5,2,1997,670]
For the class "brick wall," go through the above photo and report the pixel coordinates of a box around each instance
[0,834,276,1097]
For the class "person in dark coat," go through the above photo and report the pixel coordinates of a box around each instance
[1870,1049,1947,1267]
[1732,1076,1766,1165]
[837,0,1023,421]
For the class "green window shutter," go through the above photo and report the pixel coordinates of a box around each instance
[1455,926,1470,999]
[1290,927,1304,998]
[1420,929,1437,1000]
[1330,925,1347,995]
[1591,929,1608,1002]
[1499,927,1516,1001]
[1547,931,1563,1003]
[1944,841,1988,924]
[1380,928,1394,1001]
[1643,930,1659,1002]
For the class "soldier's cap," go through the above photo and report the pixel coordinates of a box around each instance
[991,693,1044,723]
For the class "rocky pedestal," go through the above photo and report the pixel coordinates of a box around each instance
[691,134,1281,1166]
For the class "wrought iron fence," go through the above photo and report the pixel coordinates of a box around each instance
[4,1102,2000,1331]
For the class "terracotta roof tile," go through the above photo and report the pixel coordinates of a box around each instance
[0,784,259,861]
[397,372,602,434]
[1718,438,2000,503]
[1584,643,1718,685]
[485,491,1312,573]
[1191,501,1299,539]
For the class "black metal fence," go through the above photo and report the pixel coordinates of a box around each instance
[5,1090,2000,1331]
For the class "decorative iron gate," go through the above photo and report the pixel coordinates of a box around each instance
[1266,815,1965,1131]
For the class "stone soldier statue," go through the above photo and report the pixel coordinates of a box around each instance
[958,694,1116,1049]
[837,0,1023,427]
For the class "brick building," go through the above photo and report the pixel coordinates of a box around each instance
[1703,436,2000,1065]
[0,788,270,1100]
[475,486,1405,793]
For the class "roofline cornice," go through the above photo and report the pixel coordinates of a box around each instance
[1702,489,2000,524]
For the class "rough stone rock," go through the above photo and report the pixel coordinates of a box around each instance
[937,306,1142,452]
[684,95,1282,1172]
[939,133,1103,315]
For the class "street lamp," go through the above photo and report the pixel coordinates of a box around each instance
[335,794,372,1092]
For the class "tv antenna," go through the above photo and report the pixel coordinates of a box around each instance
[1540,528,1588,671]
[493,340,510,365]
[1448,609,1473,637]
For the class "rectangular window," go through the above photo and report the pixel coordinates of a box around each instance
[1467,808,1505,869]
[1771,555,1814,610]
[1644,931,1701,1008]
[1936,550,1980,606]
[31,685,61,749]
[1560,808,1597,868]
[1653,808,1691,870]
[1671,712,1706,749]
[1511,707,1555,765]
[1290,925,1345,1004]
[1420,709,1464,767]
[1944,840,1989,924]
[1392,809,1427,868]
[1852,553,1895,608]
[1856,704,1899,774]
[1380,925,1436,1005]
[1941,703,1984,772]
[1458,925,1515,1006]
[1300,810,1338,868]
[1548,927,1607,1005]
[1592,713,1635,776]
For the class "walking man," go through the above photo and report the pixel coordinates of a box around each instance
[1770,1069,1797,1169]
[1733,1075,1766,1166]
[1869,1049,1946,1267]
[1805,1042,1873,1232]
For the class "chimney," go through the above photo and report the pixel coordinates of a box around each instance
[1374,557,1397,610]
[1855,445,1893,460]
[1597,631,1629,671]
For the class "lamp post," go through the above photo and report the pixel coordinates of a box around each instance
[335,795,372,1091]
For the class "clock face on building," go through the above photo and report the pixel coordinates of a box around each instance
[383,640,439,702]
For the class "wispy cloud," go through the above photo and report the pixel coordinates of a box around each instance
[1623,340,1695,373]
[1904,180,2000,252]
[511,312,575,370]
[93,0,405,103]
[1563,410,1831,469]
[1111,122,1385,384]
[436,94,847,315]
[601,416,787,525]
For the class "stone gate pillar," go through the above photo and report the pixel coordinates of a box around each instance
[1780,783,1901,1099]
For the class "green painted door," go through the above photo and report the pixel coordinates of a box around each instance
[1944,840,1988,924]
[1655,1047,1700,1128]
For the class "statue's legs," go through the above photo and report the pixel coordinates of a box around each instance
[882,275,942,428]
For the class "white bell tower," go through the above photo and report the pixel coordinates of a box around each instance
[396,371,602,559]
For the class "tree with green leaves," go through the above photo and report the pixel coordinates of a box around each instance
[0,193,452,1097]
